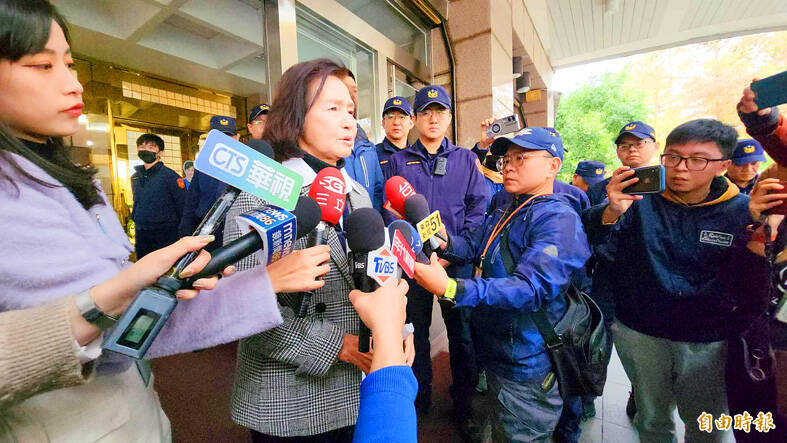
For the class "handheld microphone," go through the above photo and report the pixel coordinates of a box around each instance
[298,167,348,317]
[403,194,442,257]
[388,220,423,256]
[171,134,286,279]
[383,176,416,219]
[104,132,300,360]
[183,196,320,286]
[346,208,387,352]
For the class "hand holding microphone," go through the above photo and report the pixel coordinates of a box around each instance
[299,167,347,317]
[346,208,388,352]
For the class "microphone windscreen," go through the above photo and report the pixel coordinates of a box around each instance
[403,194,431,224]
[308,167,347,226]
[388,220,422,254]
[346,208,386,253]
[384,176,416,215]
[245,139,274,159]
[292,196,321,239]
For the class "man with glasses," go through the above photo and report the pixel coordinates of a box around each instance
[376,96,413,176]
[583,119,768,443]
[587,121,660,206]
[385,85,490,433]
[247,104,269,140]
[584,121,659,420]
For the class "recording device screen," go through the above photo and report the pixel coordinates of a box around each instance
[116,309,161,349]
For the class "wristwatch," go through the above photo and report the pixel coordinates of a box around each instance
[436,278,457,309]
[75,289,118,330]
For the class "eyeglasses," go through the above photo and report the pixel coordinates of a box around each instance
[416,108,449,118]
[496,152,552,170]
[617,139,653,152]
[660,154,727,171]
[383,114,410,121]
[250,120,265,125]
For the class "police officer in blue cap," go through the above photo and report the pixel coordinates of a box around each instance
[414,127,590,442]
[247,103,270,140]
[726,138,766,194]
[376,96,413,176]
[572,161,606,192]
[386,85,490,426]
[587,121,659,206]
[179,115,239,250]
[131,133,186,258]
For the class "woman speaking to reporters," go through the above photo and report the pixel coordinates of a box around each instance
[225,58,413,442]
[0,1,324,440]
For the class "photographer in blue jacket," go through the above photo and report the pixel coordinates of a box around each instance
[414,128,590,441]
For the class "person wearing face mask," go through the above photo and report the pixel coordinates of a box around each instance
[0,1,303,440]
[131,133,186,258]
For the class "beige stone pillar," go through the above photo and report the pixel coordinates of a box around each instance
[448,0,515,148]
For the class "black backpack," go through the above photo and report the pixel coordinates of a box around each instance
[500,227,611,399]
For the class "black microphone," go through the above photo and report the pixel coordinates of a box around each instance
[403,194,442,258]
[172,139,276,277]
[183,196,321,286]
[346,208,387,353]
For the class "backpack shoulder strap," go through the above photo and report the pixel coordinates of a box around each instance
[500,226,563,348]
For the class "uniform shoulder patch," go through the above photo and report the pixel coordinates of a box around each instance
[177,178,186,189]
[406,160,421,165]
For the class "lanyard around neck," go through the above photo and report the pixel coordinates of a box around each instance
[480,194,541,261]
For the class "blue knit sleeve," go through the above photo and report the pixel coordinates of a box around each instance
[353,366,418,443]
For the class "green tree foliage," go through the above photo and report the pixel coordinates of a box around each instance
[555,71,650,183]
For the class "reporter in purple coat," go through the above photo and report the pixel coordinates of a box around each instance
[0,3,286,440]
[384,85,490,428]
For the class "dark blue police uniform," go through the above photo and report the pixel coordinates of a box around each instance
[386,137,490,415]
[131,161,186,258]
[376,137,406,177]
[376,96,413,177]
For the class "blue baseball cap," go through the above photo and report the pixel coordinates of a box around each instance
[575,161,606,185]
[210,115,237,135]
[248,104,270,121]
[732,139,767,165]
[490,127,564,160]
[414,85,451,112]
[615,121,656,144]
[382,96,412,116]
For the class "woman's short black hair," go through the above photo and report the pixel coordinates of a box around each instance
[0,0,102,210]
[265,58,350,162]
[137,133,165,151]
[665,119,738,159]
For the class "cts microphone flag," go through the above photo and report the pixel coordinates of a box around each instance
[309,167,346,226]
[195,130,302,210]
[346,208,387,352]
[383,176,416,219]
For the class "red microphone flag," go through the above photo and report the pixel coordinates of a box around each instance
[308,167,346,226]
[383,175,416,219]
